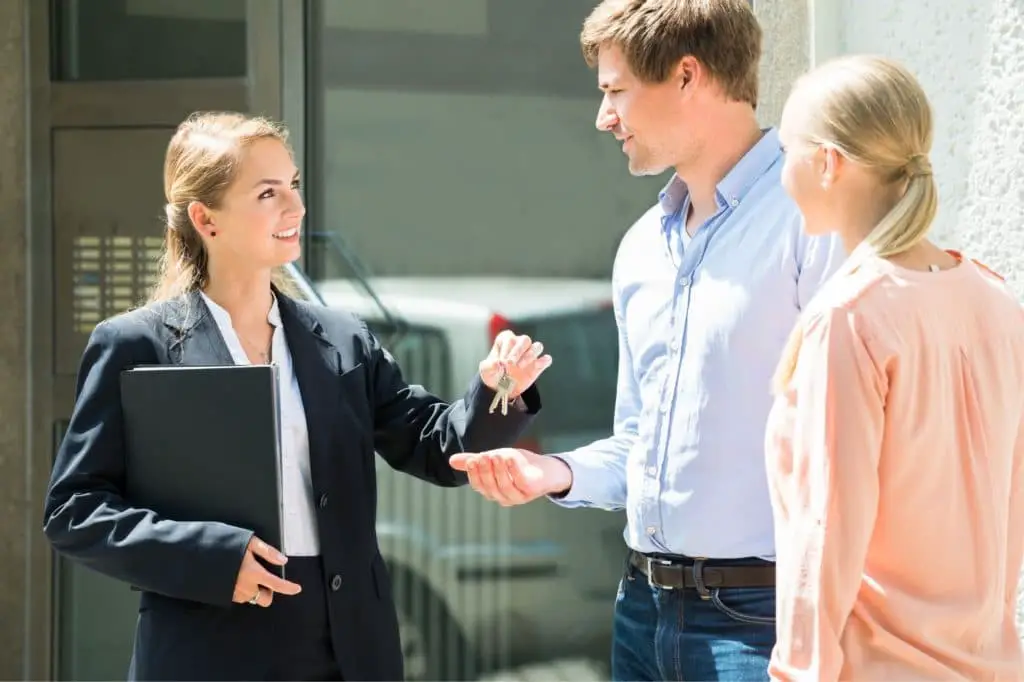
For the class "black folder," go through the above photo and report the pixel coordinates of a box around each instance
[119,364,286,574]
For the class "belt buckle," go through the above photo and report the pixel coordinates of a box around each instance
[646,556,675,590]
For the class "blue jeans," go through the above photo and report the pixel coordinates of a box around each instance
[611,557,776,681]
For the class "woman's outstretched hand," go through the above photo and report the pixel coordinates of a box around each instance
[478,329,553,398]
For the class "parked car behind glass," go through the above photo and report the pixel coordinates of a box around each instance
[317,276,627,680]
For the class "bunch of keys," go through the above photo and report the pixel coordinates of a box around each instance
[488,363,517,416]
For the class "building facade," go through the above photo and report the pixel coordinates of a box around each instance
[0,0,1020,679]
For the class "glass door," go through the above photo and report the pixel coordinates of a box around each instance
[41,1,293,678]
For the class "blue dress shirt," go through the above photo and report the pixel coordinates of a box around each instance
[552,128,846,560]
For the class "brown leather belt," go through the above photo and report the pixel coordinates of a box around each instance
[629,550,775,597]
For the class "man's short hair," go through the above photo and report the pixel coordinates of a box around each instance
[580,0,762,107]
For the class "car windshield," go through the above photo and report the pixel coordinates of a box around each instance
[513,307,619,453]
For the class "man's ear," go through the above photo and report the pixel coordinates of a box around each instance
[676,55,700,92]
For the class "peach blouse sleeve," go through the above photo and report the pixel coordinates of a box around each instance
[770,308,887,682]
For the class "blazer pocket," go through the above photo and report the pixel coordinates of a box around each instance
[338,362,368,401]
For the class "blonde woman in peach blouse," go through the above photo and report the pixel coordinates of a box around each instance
[765,54,1024,681]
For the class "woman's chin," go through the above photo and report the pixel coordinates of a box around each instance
[269,240,303,265]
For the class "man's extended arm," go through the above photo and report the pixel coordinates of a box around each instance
[449,253,642,509]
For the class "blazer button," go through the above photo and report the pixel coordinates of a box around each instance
[330,574,342,591]
[318,493,329,509]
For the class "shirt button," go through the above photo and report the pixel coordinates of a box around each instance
[670,339,680,351]
[318,494,329,509]
[660,403,670,414]
[730,197,739,207]
[647,466,657,476]
[330,574,342,591]
[646,526,656,536]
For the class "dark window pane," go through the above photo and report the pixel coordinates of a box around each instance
[51,0,246,81]
[304,0,666,282]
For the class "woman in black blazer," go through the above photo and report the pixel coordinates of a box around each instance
[42,111,549,682]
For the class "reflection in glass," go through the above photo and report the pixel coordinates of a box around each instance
[304,1,658,677]
[305,0,666,282]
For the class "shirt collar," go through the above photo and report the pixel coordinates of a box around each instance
[200,290,282,329]
[657,127,783,230]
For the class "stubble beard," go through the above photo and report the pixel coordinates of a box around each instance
[626,144,672,177]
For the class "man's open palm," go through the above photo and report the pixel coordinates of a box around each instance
[449,448,571,506]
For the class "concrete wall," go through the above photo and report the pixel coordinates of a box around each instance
[0,0,29,679]
[756,0,811,127]
[825,0,1024,295]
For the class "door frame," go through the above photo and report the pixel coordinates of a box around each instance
[24,1,298,677]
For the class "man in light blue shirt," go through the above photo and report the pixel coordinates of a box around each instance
[450,1,845,679]
[557,127,837,558]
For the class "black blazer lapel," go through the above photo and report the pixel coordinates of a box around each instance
[160,291,235,366]
[276,294,347,469]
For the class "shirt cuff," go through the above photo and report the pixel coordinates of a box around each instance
[545,452,596,508]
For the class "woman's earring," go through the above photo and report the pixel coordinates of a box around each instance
[210,231,217,237]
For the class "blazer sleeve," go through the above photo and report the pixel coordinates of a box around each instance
[364,323,541,486]
[42,318,253,606]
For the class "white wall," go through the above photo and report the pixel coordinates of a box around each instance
[823,0,1024,296]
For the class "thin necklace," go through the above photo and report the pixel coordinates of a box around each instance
[238,332,272,364]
